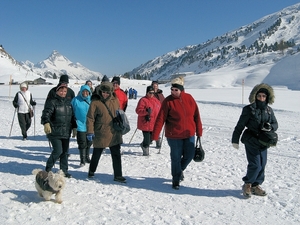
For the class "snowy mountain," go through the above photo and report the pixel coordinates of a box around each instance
[21,50,103,81]
[0,47,103,83]
[128,3,300,90]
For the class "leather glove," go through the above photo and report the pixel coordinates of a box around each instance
[44,123,51,134]
[72,128,77,138]
[87,133,95,141]
[32,101,37,106]
[146,107,152,114]
[232,143,239,150]
[13,102,18,108]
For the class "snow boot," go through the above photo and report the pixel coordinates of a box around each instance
[242,183,252,198]
[251,185,267,196]
[79,149,85,167]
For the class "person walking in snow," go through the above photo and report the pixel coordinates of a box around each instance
[71,85,92,167]
[232,83,278,198]
[111,76,128,112]
[41,83,77,178]
[152,77,203,190]
[135,86,161,156]
[151,80,165,148]
[86,81,126,183]
[12,82,36,140]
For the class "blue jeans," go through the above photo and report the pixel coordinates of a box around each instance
[243,144,267,185]
[167,136,195,182]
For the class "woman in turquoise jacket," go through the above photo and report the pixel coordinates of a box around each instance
[71,85,92,166]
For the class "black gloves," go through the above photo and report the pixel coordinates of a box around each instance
[146,107,152,114]
[145,115,151,122]
[32,101,37,106]
[13,102,18,108]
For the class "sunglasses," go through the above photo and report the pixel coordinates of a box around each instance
[148,92,154,94]
[171,88,179,92]
[257,94,267,98]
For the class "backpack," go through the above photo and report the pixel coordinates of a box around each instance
[115,109,130,135]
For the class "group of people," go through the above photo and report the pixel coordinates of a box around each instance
[12,74,278,193]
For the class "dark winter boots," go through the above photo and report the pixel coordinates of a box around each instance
[79,148,91,166]
[79,149,86,167]
[85,148,91,163]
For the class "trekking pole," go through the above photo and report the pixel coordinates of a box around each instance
[48,139,56,168]
[9,108,17,137]
[33,106,36,137]
[129,127,138,144]
[157,126,165,154]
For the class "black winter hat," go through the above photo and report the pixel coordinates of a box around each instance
[111,76,120,85]
[101,75,109,82]
[59,74,69,84]
[151,80,158,85]
[257,88,269,96]
[146,86,154,93]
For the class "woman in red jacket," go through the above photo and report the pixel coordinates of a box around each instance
[152,77,203,190]
[136,86,161,156]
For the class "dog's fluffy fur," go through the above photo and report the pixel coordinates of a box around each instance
[32,169,66,204]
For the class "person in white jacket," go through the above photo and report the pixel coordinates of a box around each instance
[12,82,36,140]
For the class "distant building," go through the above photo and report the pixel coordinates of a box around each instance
[33,77,46,85]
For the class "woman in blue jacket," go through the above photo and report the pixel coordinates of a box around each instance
[71,85,92,166]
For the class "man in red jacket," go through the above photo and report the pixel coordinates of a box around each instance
[152,77,203,190]
[111,77,128,112]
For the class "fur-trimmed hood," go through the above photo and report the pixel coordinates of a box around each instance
[248,83,275,105]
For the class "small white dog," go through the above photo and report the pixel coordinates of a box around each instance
[32,169,66,204]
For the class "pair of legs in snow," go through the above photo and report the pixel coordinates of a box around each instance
[76,131,92,167]
[167,136,195,190]
[141,131,162,156]
[242,144,267,198]
[88,144,126,183]
[17,113,31,140]
[45,138,72,178]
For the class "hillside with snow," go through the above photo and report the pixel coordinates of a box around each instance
[128,3,300,90]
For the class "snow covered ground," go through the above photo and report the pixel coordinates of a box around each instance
[0,79,299,224]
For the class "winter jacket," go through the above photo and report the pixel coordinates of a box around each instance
[86,87,122,148]
[153,89,165,104]
[71,85,91,132]
[41,94,77,139]
[13,89,36,113]
[114,87,128,112]
[232,83,278,149]
[135,95,161,132]
[152,91,203,140]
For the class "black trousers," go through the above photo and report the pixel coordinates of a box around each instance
[17,113,31,138]
[142,131,152,148]
[76,131,93,150]
[46,138,70,174]
[89,144,122,177]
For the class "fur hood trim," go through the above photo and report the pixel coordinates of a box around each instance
[248,83,275,105]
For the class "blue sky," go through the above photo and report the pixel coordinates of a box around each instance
[1,0,299,76]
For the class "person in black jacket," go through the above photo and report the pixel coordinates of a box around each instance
[12,82,36,140]
[41,83,77,178]
[46,74,75,102]
[232,83,278,198]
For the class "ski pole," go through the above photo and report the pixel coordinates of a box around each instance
[33,106,36,137]
[157,126,165,154]
[9,108,17,137]
[129,127,138,144]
